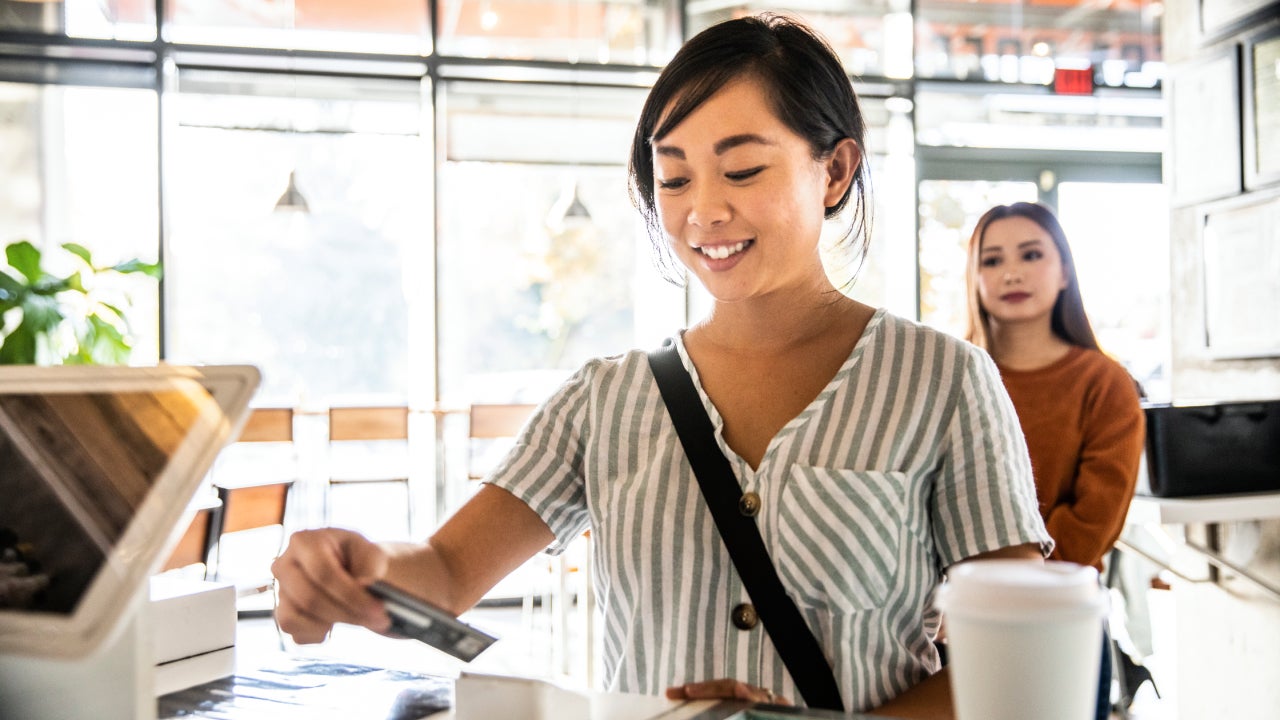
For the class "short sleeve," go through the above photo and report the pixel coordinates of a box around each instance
[931,345,1053,568]
[483,366,594,555]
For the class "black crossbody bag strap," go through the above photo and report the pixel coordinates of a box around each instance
[648,339,845,711]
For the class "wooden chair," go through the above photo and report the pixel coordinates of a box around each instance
[325,405,414,537]
[207,407,297,616]
[467,403,538,482]
[159,502,220,575]
[215,482,293,539]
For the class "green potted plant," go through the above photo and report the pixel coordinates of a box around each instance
[0,239,162,365]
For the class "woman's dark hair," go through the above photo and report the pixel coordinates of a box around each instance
[964,202,1100,352]
[627,13,872,284]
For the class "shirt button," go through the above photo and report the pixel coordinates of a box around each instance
[731,603,759,630]
[738,491,761,517]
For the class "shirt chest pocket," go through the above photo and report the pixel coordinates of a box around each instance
[774,467,908,614]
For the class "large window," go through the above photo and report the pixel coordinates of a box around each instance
[914,83,1164,153]
[0,79,161,363]
[165,0,431,54]
[437,0,678,63]
[687,0,914,79]
[438,80,677,407]
[915,0,1164,88]
[0,0,155,39]
[1,0,1169,520]
[163,71,431,405]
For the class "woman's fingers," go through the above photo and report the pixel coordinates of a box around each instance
[270,528,392,642]
[664,678,789,705]
[270,588,337,645]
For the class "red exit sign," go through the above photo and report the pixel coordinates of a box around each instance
[1054,67,1095,95]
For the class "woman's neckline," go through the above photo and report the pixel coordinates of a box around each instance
[996,344,1085,374]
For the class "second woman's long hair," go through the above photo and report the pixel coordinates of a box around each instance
[964,202,1100,352]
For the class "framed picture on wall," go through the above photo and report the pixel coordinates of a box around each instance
[1170,46,1242,206]
[1201,192,1280,359]
[1243,25,1280,190]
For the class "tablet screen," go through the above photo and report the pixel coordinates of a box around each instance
[0,366,258,658]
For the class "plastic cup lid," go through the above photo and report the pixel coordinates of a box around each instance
[934,559,1108,622]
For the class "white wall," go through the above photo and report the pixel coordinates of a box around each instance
[1165,1,1280,716]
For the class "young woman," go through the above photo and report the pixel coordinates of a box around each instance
[272,16,1051,717]
[965,202,1144,573]
[965,202,1146,720]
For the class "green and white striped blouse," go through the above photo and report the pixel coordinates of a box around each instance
[486,308,1052,711]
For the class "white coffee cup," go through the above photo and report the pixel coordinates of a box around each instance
[934,559,1109,720]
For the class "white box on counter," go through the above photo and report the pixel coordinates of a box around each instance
[149,576,237,695]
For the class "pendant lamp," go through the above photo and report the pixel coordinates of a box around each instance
[274,170,309,213]
[562,183,590,222]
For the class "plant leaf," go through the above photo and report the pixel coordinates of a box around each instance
[0,269,23,305]
[65,271,86,293]
[80,314,131,365]
[5,241,43,284]
[20,293,65,335]
[62,242,93,265]
[1,240,154,365]
[94,300,122,319]
[32,275,74,295]
[0,322,38,364]
[112,259,163,279]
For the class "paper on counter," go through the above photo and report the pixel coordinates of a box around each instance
[454,671,717,720]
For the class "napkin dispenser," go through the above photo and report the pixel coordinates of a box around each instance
[1141,400,1280,498]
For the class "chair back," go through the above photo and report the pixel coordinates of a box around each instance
[325,405,415,536]
[329,405,410,442]
[237,407,294,443]
[206,407,298,584]
[218,482,292,535]
[160,506,217,573]
[467,403,537,481]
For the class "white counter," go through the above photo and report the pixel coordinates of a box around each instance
[1128,491,1280,525]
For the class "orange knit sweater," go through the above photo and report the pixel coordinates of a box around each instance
[997,346,1145,571]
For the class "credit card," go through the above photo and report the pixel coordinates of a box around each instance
[367,580,498,662]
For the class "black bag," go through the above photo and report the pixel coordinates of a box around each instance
[1141,400,1280,498]
[648,339,844,711]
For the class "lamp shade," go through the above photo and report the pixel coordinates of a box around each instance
[563,190,590,221]
[274,170,309,212]
[547,182,590,232]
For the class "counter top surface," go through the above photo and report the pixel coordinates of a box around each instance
[157,655,890,720]
[1129,491,1280,524]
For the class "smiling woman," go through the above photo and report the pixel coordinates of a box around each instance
[270,15,1051,719]
[645,76,858,305]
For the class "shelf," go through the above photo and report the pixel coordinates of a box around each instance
[1123,492,1280,603]
[1129,492,1280,525]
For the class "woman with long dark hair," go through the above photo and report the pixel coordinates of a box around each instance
[965,201,1145,719]
[965,201,1142,571]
